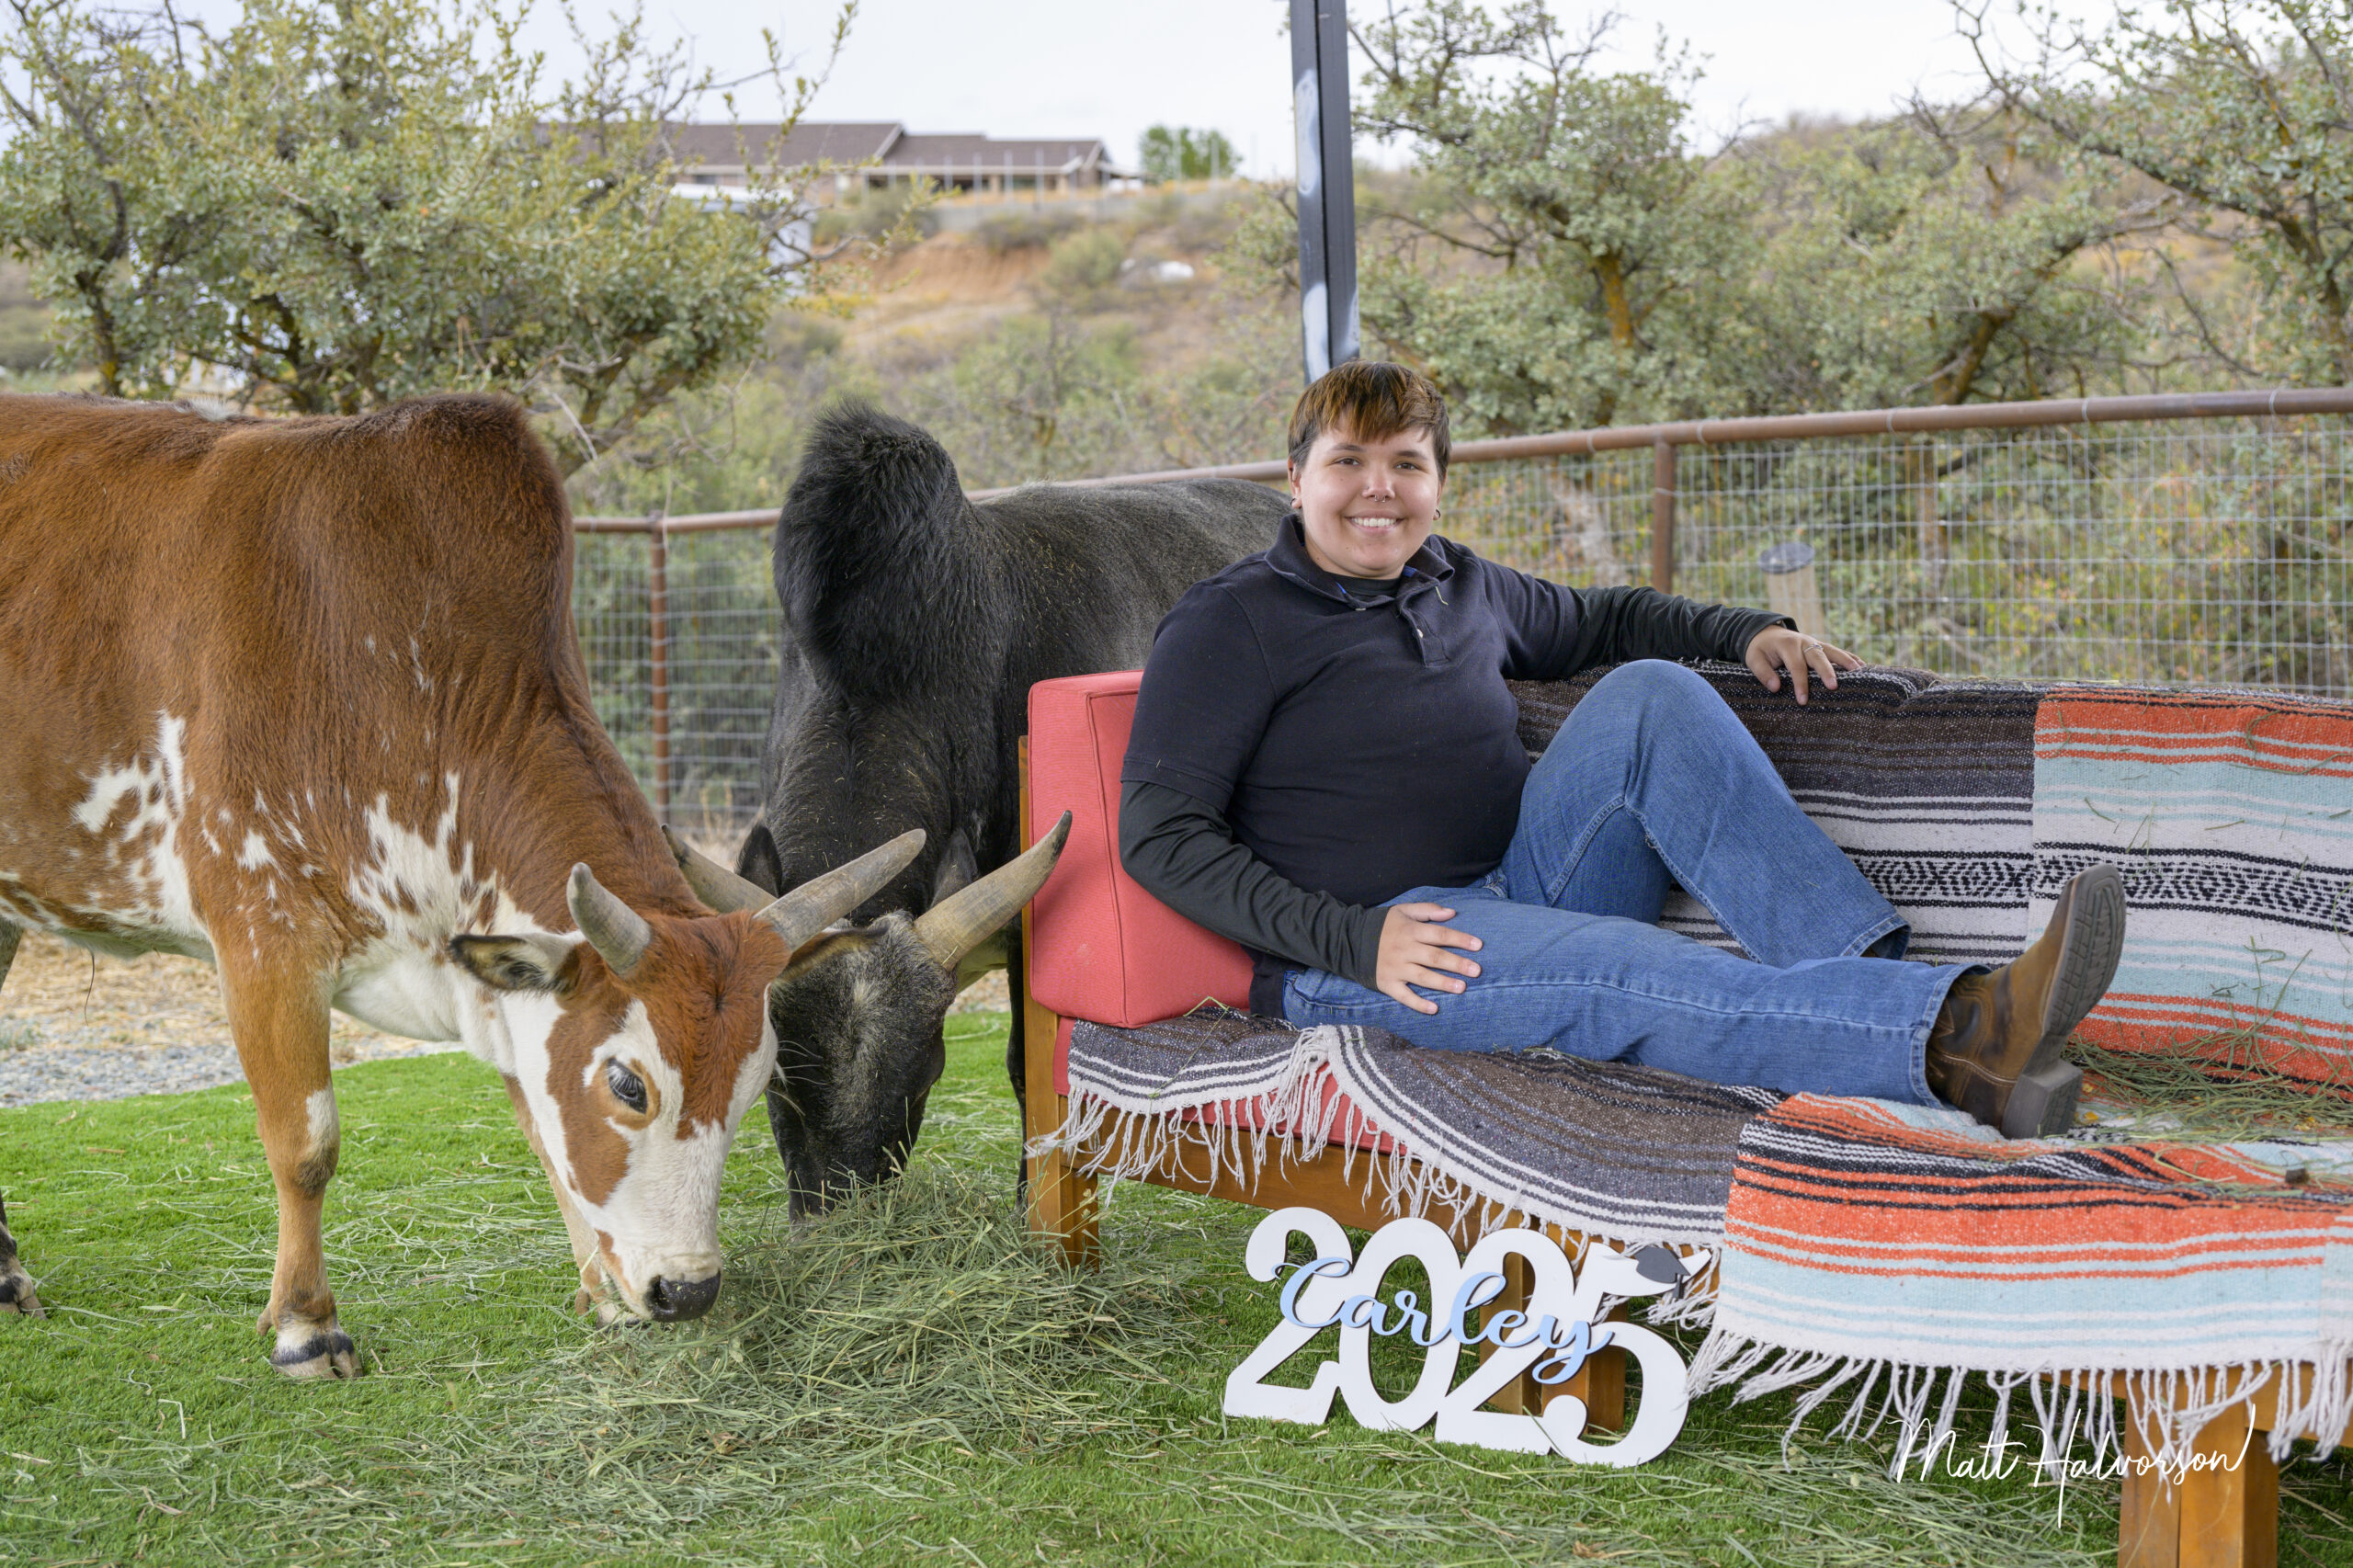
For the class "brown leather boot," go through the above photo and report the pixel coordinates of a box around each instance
[1925,864,2126,1138]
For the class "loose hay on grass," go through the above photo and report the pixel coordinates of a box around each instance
[242,1165,1194,1553]
[532,1166,1189,1471]
[13,1029,2350,1567]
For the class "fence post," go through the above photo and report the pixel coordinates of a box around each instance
[1651,437,1677,596]
[1912,438,1946,601]
[647,513,671,820]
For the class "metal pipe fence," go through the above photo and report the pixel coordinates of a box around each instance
[575,389,2353,843]
[573,517,779,844]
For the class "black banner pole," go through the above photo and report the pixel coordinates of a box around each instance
[1290,0,1358,382]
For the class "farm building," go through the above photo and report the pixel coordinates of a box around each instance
[667,120,1140,198]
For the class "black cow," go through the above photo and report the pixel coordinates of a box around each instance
[689,403,1286,1215]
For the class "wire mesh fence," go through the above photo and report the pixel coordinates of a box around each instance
[574,521,780,846]
[1446,417,2353,693]
[574,396,2353,843]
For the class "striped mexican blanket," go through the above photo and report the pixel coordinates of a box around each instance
[1699,1095,2353,1467]
[1512,665,2037,967]
[1044,1011,1777,1246]
[2034,687,2353,1091]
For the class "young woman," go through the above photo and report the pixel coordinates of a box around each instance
[1118,361,2123,1138]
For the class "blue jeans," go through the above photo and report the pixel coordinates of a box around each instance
[1281,661,1964,1104]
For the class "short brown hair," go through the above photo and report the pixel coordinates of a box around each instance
[1287,360,1451,478]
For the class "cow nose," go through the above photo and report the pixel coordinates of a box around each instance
[645,1270,722,1322]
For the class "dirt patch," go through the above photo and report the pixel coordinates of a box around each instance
[0,928,428,1062]
[0,926,1007,1058]
[951,968,1009,1013]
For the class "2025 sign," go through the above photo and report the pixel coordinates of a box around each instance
[1223,1207,1708,1466]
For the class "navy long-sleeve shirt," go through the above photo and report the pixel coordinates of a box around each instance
[1118,513,1786,1016]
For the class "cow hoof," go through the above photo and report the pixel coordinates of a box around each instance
[268,1322,359,1379]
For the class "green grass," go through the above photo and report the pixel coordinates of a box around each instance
[4,1017,2349,1567]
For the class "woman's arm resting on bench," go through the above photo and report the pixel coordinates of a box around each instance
[1120,779,1385,986]
[1501,578,1790,680]
[1120,783,1484,1016]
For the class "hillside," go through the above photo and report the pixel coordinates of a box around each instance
[566,189,1299,516]
[847,191,1279,382]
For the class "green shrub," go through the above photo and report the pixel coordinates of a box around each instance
[813,186,940,246]
[976,208,1080,254]
[1042,228,1126,294]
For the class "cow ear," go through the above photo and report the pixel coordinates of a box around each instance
[735,824,784,898]
[927,828,977,908]
[450,934,582,995]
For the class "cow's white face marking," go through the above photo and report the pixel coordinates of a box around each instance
[323,778,772,1314]
[496,991,776,1315]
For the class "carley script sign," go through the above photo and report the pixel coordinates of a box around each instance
[1223,1207,1708,1465]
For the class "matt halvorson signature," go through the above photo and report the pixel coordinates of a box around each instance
[1902,1421,2253,1525]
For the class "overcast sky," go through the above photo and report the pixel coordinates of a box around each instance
[529,0,2010,176]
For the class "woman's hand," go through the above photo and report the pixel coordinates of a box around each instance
[1376,903,1483,1015]
[1745,626,1862,705]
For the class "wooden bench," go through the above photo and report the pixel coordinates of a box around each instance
[1015,672,2352,1568]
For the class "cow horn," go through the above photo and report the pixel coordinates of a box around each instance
[663,825,776,914]
[568,864,652,979]
[915,812,1071,972]
[752,828,927,950]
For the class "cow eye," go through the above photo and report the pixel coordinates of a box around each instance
[606,1061,648,1114]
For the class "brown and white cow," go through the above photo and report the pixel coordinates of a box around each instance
[0,392,931,1376]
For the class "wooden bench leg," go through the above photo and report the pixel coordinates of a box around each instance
[1023,1107,1099,1268]
[2119,1401,2279,1568]
[2120,1413,2182,1568]
[1476,1253,1535,1415]
[1476,1253,1624,1431]
[1017,744,1097,1268]
[1017,916,1098,1268]
[1558,1301,1625,1435]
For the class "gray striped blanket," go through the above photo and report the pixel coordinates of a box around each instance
[1511,664,2039,967]
[1044,1011,1777,1246]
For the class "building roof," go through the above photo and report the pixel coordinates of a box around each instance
[886,133,1108,172]
[671,122,1134,179]
[666,120,904,169]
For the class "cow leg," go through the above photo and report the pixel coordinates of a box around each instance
[0,1192,41,1319]
[499,1076,621,1324]
[219,959,356,1379]
[0,926,37,1316]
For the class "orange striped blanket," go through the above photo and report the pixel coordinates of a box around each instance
[2038,687,2353,1090]
[1697,1096,2353,1472]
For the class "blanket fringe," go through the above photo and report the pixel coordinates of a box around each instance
[1033,1027,2353,1478]
[1687,1328,2353,1480]
[1026,1024,1722,1289]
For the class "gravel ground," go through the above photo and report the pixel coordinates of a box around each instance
[0,927,1010,1108]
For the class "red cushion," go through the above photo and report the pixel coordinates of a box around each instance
[1027,672,1255,1028]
